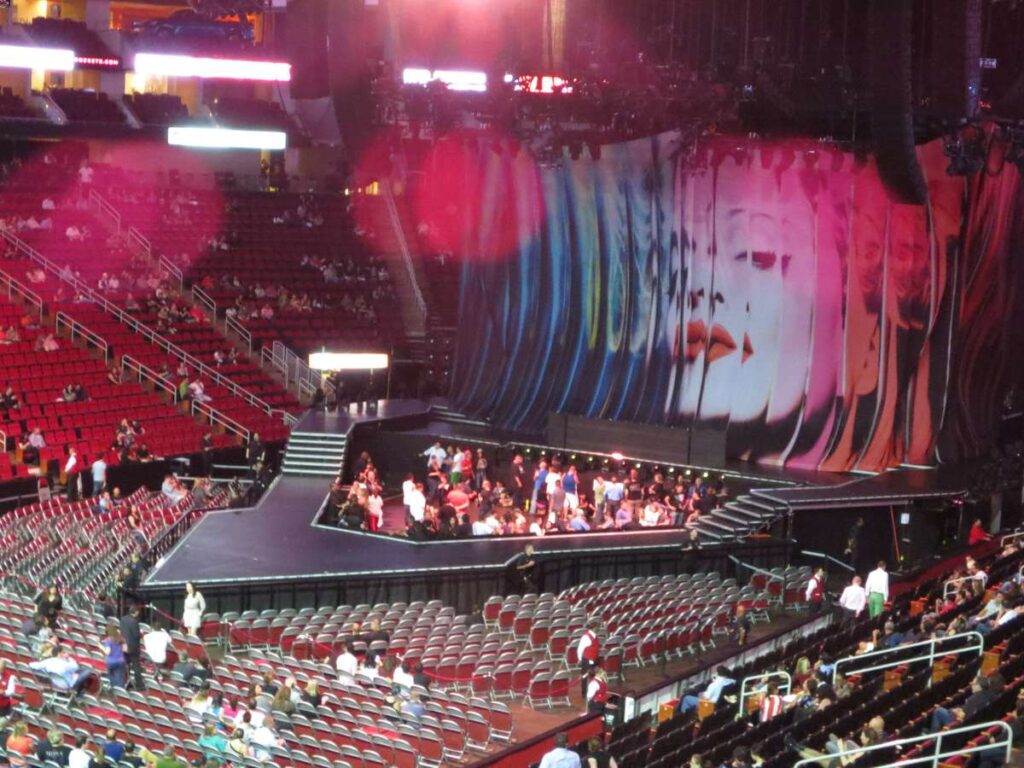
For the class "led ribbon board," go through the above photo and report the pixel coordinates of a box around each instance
[167,126,287,150]
[308,353,389,371]
[0,45,75,71]
[135,53,291,82]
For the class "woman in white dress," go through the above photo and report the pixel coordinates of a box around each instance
[182,581,206,636]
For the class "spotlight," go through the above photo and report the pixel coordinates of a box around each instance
[611,452,624,462]
[702,471,709,478]
[685,470,692,476]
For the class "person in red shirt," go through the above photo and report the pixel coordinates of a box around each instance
[759,682,784,722]
[968,518,992,546]
[586,668,610,715]
[805,568,826,615]
[0,658,17,716]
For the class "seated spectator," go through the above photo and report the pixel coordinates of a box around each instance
[29,646,97,698]
[143,619,173,673]
[400,691,426,719]
[35,729,70,767]
[6,722,35,768]
[677,666,735,715]
[161,474,187,503]
[247,716,283,761]
[19,427,45,466]
[185,686,213,724]
[198,722,227,761]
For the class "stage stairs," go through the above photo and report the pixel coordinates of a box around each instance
[281,431,348,478]
[692,491,791,542]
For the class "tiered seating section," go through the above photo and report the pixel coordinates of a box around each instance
[48,89,125,125]
[0,159,301,444]
[123,93,190,126]
[0,88,37,120]
[0,296,216,474]
[594,543,1024,768]
[23,18,118,61]
[0,486,215,603]
[106,185,400,354]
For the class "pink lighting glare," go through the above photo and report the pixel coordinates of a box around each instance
[134,53,291,81]
[611,452,624,462]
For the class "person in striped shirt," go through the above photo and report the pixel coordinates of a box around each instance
[759,682,785,722]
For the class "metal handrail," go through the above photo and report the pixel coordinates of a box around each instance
[225,313,253,354]
[831,631,985,685]
[999,529,1024,547]
[0,269,43,319]
[792,721,1013,768]
[87,189,121,233]
[943,574,979,601]
[54,312,110,363]
[191,398,250,442]
[737,670,791,719]
[0,229,292,425]
[381,184,427,320]
[800,549,856,573]
[191,285,216,320]
[727,555,783,583]
[264,340,333,402]
[121,355,179,401]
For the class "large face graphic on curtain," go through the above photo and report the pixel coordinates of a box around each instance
[450,132,967,472]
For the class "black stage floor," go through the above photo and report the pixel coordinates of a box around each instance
[144,474,703,586]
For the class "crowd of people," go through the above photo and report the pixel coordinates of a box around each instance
[319,442,730,540]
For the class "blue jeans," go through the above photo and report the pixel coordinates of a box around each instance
[678,694,701,714]
[929,707,955,733]
[107,663,126,688]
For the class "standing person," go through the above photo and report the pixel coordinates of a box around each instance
[585,668,610,716]
[199,432,214,475]
[401,473,416,524]
[680,528,701,572]
[968,518,992,546]
[91,455,107,497]
[181,582,206,637]
[119,605,144,689]
[576,623,600,699]
[532,460,550,512]
[603,475,623,521]
[511,454,526,509]
[562,466,579,511]
[512,544,538,593]
[407,482,426,525]
[450,447,463,486]
[64,448,83,501]
[592,474,606,525]
[539,733,581,768]
[584,736,618,768]
[365,488,384,532]
[844,517,864,571]
[865,561,889,619]
[100,625,127,688]
[838,576,867,624]
[474,449,488,490]
[805,568,826,615]
[37,584,63,628]
[624,469,644,519]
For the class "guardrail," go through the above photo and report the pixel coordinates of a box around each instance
[0,229,295,427]
[191,285,216,320]
[799,549,855,573]
[382,184,427,320]
[0,269,43,320]
[831,631,985,685]
[263,340,333,402]
[55,312,110,362]
[737,670,791,719]
[793,721,1013,768]
[87,189,121,233]
[191,398,251,442]
[943,574,979,601]
[226,314,253,354]
[1000,529,1024,548]
[121,355,179,400]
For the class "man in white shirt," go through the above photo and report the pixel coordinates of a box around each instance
[677,665,735,714]
[335,643,358,680]
[143,622,173,670]
[839,575,867,622]
[69,734,91,768]
[422,441,447,469]
[865,561,889,618]
[392,661,414,689]
[407,483,426,523]
[538,732,581,768]
[471,516,493,536]
[401,473,416,522]
[248,716,283,760]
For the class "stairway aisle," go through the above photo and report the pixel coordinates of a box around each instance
[281,431,348,478]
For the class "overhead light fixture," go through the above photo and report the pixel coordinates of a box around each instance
[308,352,389,371]
[0,45,75,71]
[135,52,291,81]
[168,126,287,150]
